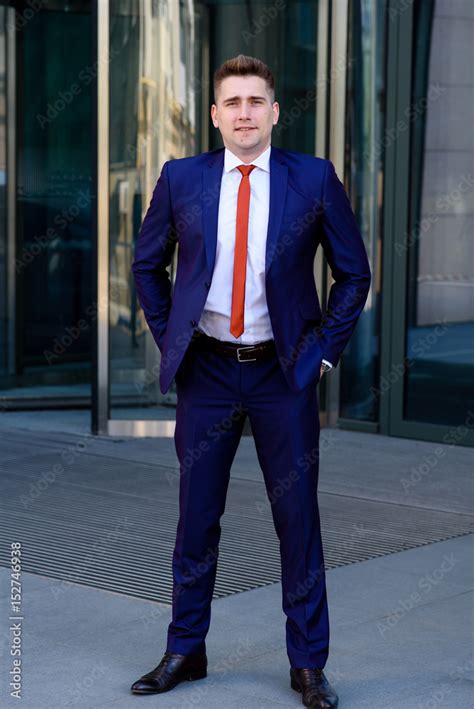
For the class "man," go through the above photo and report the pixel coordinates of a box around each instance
[130,55,371,708]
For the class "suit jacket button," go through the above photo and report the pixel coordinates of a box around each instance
[205,281,211,288]
[190,319,197,327]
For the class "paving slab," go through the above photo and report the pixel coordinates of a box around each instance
[0,411,472,707]
[0,535,472,708]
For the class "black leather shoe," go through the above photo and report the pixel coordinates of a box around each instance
[290,667,338,708]
[131,651,207,694]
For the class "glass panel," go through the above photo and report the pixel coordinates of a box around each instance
[110,1,321,421]
[339,0,386,421]
[0,1,93,403]
[404,0,474,426]
[108,1,208,418]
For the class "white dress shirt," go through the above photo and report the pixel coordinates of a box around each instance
[197,144,333,369]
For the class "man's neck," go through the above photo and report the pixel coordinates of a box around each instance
[225,142,271,164]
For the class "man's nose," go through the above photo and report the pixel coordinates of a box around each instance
[238,103,252,119]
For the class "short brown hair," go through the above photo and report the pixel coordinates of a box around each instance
[213,54,275,103]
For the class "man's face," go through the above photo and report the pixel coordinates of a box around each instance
[211,75,279,159]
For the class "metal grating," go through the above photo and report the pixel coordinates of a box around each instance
[0,431,473,604]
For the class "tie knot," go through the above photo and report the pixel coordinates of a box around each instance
[237,164,256,178]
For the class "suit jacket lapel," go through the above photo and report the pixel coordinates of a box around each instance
[202,148,225,277]
[265,147,288,275]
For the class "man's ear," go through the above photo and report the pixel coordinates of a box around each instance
[211,104,218,128]
[272,101,280,125]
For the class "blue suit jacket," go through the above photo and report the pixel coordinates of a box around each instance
[132,145,371,395]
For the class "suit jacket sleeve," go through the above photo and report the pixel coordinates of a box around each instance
[131,161,177,353]
[318,160,371,367]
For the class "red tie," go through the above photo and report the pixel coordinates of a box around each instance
[230,164,256,338]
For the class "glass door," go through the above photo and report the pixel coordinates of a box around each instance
[98,1,327,436]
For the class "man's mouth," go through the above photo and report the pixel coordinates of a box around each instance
[236,127,256,132]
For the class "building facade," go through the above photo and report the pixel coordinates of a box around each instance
[0,0,472,445]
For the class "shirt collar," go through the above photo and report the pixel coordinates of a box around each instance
[224,144,271,174]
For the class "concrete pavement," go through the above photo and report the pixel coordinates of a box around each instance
[0,410,472,708]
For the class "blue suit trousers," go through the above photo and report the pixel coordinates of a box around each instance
[166,338,330,669]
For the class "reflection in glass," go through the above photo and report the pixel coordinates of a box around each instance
[109,1,206,417]
[0,2,93,403]
[339,0,386,421]
[404,0,474,425]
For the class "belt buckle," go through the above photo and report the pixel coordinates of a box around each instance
[236,346,257,362]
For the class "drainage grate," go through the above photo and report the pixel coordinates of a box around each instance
[0,432,472,603]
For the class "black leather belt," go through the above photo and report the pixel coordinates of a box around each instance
[190,330,277,362]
